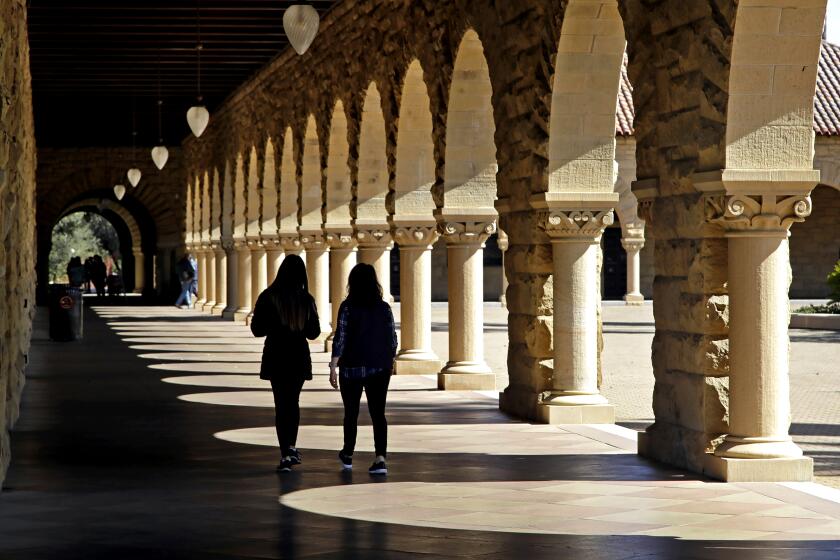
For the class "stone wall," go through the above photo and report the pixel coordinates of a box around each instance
[0,0,37,486]
[790,185,840,298]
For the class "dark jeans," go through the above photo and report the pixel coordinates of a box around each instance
[270,377,305,456]
[340,372,391,457]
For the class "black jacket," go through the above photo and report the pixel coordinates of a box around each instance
[250,289,321,381]
[337,300,397,371]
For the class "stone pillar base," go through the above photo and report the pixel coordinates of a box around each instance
[233,309,250,322]
[394,355,442,375]
[222,309,236,320]
[202,302,215,313]
[536,403,615,424]
[623,293,644,305]
[438,372,496,391]
[702,454,813,482]
[324,338,333,353]
[211,304,226,316]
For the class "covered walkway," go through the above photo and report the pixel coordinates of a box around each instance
[1,304,839,558]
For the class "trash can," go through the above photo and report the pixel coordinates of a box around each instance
[49,284,84,341]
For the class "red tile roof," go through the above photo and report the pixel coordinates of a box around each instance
[616,41,840,136]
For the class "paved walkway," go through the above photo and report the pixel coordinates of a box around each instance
[0,304,838,558]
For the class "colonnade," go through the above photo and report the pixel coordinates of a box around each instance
[179,0,830,482]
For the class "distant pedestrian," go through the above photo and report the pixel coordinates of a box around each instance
[250,254,321,473]
[175,254,196,308]
[90,255,107,296]
[330,263,397,475]
[66,256,85,287]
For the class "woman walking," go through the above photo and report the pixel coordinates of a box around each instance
[251,254,321,472]
[329,263,398,475]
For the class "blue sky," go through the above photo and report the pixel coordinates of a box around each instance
[826,0,840,44]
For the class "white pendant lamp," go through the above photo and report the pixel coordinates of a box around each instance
[113,184,126,201]
[283,5,319,55]
[187,104,209,138]
[127,168,142,187]
[187,6,210,138]
[151,145,169,170]
[152,91,169,170]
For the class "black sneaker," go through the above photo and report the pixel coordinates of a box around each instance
[338,450,353,470]
[288,448,302,465]
[276,456,293,472]
[369,457,387,475]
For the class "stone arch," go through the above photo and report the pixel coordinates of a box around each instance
[210,166,222,242]
[356,82,388,225]
[393,59,436,220]
[278,127,298,237]
[441,29,497,212]
[245,145,261,237]
[221,158,234,241]
[262,137,278,236]
[325,100,352,230]
[62,197,142,250]
[200,171,211,246]
[300,114,323,233]
[725,2,825,172]
[548,0,625,198]
[232,152,247,240]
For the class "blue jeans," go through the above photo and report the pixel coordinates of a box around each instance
[175,280,193,306]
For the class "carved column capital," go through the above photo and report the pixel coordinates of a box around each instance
[324,230,357,250]
[392,225,439,248]
[245,237,264,250]
[355,226,393,249]
[540,209,614,241]
[437,220,496,246]
[300,231,327,250]
[261,235,281,250]
[705,193,812,236]
[278,234,303,252]
[621,237,645,253]
[221,238,235,252]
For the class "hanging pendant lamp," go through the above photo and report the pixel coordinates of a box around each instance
[152,68,169,170]
[127,168,142,187]
[114,184,126,201]
[128,100,142,187]
[283,5,319,55]
[187,2,209,138]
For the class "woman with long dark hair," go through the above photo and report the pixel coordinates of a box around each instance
[251,254,321,472]
[329,263,398,475]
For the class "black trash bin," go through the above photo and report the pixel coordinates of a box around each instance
[49,284,84,341]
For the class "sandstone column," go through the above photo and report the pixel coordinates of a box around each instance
[301,232,331,341]
[212,244,227,315]
[132,248,144,294]
[234,241,252,322]
[247,239,267,323]
[622,236,644,305]
[195,249,208,308]
[437,221,495,391]
[222,239,238,319]
[265,238,284,286]
[708,186,814,480]
[325,232,357,351]
[539,209,614,424]
[356,228,393,302]
[203,248,217,312]
[497,229,509,307]
[392,225,442,375]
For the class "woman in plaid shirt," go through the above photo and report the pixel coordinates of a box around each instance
[329,263,398,475]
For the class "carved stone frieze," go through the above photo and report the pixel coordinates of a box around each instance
[278,234,303,252]
[392,225,439,248]
[705,193,812,233]
[540,209,614,240]
[300,231,326,250]
[437,220,497,245]
[355,227,393,248]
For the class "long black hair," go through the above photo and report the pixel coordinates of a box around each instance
[269,254,310,331]
[346,263,382,307]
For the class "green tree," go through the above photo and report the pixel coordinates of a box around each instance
[828,260,840,304]
[49,212,118,282]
